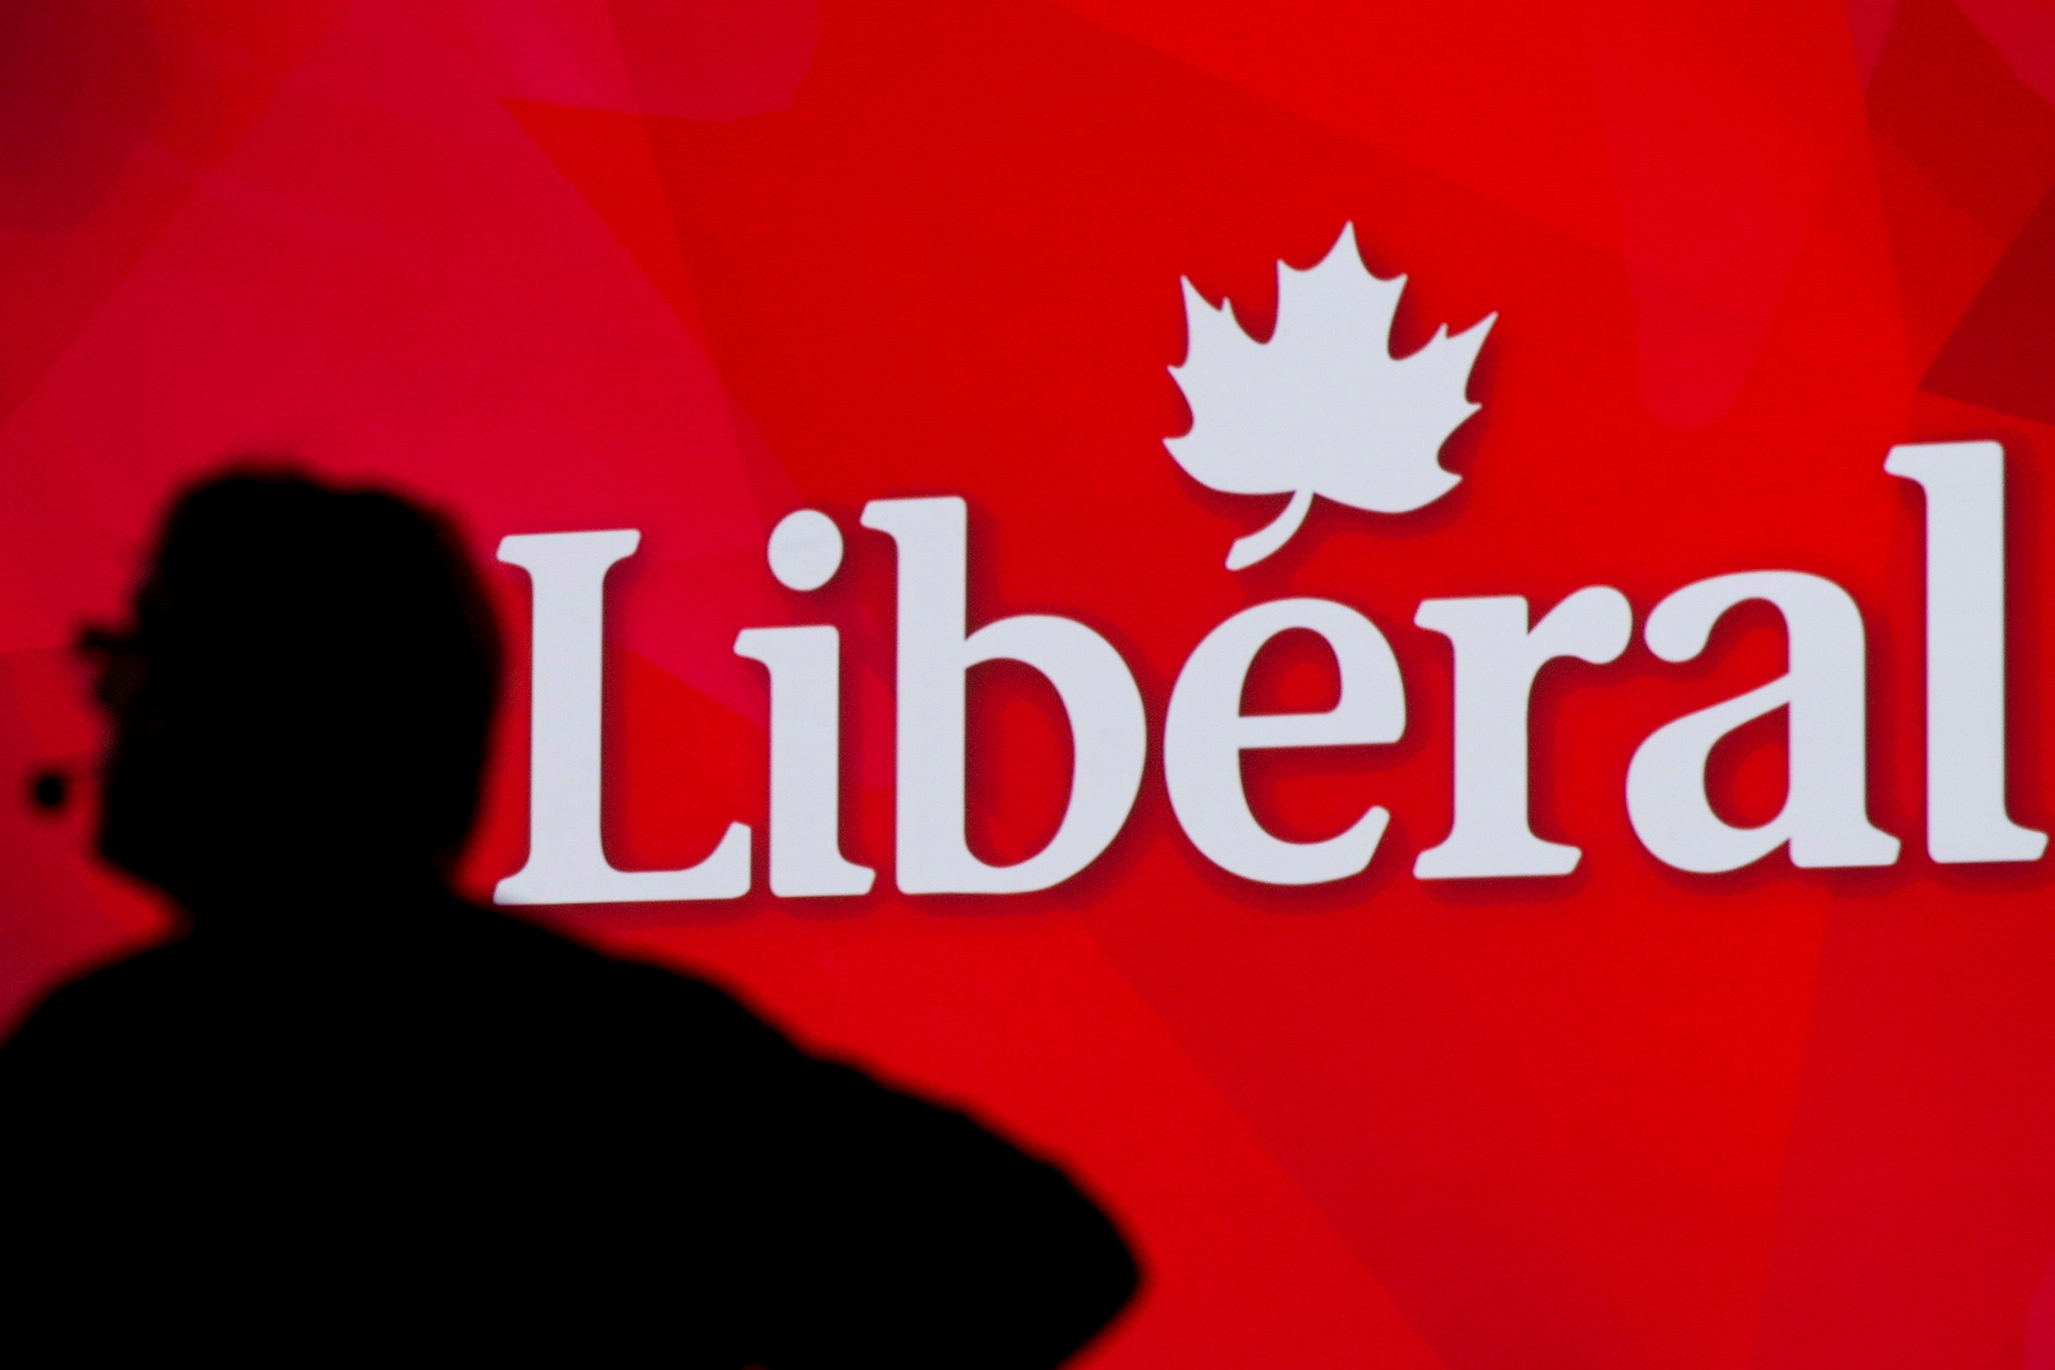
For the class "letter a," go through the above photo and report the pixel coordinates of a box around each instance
[1626,571,1898,873]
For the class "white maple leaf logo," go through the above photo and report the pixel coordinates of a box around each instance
[1166,224,1496,570]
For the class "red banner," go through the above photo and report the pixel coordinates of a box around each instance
[7,3,2055,1366]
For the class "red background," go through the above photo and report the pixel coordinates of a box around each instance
[6,2,2055,1366]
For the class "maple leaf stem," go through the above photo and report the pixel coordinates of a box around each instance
[1226,487,1315,570]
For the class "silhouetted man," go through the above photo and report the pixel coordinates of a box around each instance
[0,471,1137,1364]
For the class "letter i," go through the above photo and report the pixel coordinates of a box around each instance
[735,511,876,896]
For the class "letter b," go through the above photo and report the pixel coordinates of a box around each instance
[861,497,1145,894]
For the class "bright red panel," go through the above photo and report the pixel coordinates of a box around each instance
[6,3,2055,1367]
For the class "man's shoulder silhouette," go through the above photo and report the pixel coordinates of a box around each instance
[6,890,1137,1366]
[4,891,793,1100]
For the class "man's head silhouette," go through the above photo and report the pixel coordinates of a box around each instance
[93,469,501,915]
